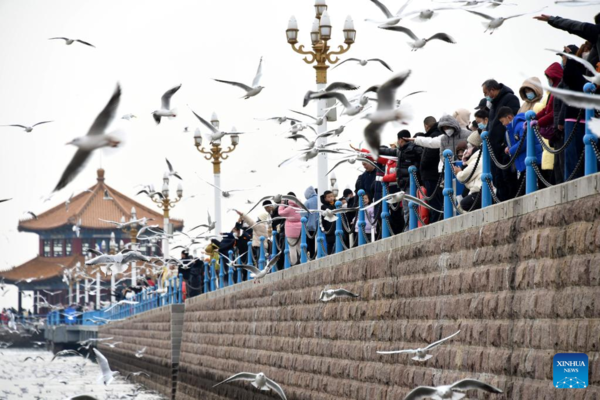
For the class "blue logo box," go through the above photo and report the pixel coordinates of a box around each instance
[553,353,588,389]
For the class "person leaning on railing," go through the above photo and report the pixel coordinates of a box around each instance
[454,132,484,212]
[237,209,272,265]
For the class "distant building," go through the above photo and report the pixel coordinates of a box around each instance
[0,168,183,314]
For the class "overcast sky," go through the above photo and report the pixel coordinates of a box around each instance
[0,0,594,310]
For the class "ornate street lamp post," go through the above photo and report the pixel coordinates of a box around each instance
[149,174,182,258]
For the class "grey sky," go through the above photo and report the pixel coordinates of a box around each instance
[0,0,594,309]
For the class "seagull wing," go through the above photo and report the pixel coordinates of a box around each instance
[400,90,426,101]
[53,149,92,192]
[286,134,310,142]
[402,386,439,400]
[326,159,350,175]
[265,252,283,272]
[377,348,418,354]
[427,32,456,43]
[92,349,112,377]
[49,37,69,41]
[370,0,393,18]
[75,39,95,47]
[190,108,219,133]
[289,110,317,121]
[245,196,274,215]
[198,176,224,192]
[377,70,412,110]
[424,330,461,350]
[234,264,262,275]
[252,57,263,87]
[87,83,121,136]
[310,91,352,108]
[551,49,598,76]
[362,85,381,96]
[332,58,361,69]
[32,121,53,127]
[450,379,503,393]
[265,377,288,400]
[161,84,182,110]
[395,0,414,16]
[543,85,600,109]
[214,79,253,92]
[98,219,119,226]
[332,288,359,297]
[589,118,600,139]
[281,195,312,213]
[165,158,174,173]
[367,58,393,72]
[213,372,258,387]
[3,124,27,128]
[379,26,419,41]
[357,157,385,173]
[466,9,494,19]
[325,82,360,91]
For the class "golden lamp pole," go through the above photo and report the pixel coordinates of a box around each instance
[149,175,182,258]
[285,0,356,204]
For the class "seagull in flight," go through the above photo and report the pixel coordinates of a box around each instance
[589,118,600,140]
[135,347,147,358]
[402,378,502,400]
[289,110,326,126]
[93,348,118,385]
[550,49,600,85]
[121,113,137,120]
[319,288,359,302]
[302,81,360,107]
[197,176,259,198]
[190,108,245,143]
[554,0,600,5]
[213,371,287,400]
[366,0,414,25]
[232,253,282,283]
[53,84,121,192]
[49,37,95,47]
[188,211,216,233]
[0,199,11,204]
[2,121,53,132]
[166,158,182,180]
[379,26,455,50]
[377,330,461,361]
[327,154,383,175]
[333,58,393,71]
[152,84,181,124]
[466,8,545,33]
[305,91,364,116]
[214,56,264,99]
[73,218,82,237]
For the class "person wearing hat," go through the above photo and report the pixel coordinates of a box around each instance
[237,209,272,265]
[475,98,490,113]
[453,131,484,212]
[303,186,319,259]
[320,190,337,254]
[278,194,302,265]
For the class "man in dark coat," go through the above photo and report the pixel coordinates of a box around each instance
[419,117,443,223]
[482,79,520,201]
[187,257,204,297]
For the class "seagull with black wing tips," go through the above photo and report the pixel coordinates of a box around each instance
[466,7,546,33]
[255,116,301,125]
[197,175,260,198]
[126,371,151,380]
[319,288,359,301]
[549,49,600,85]
[152,84,181,124]
[93,348,119,385]
[49,37,95,47]
[213,371,287,400]
[51,349,82,362]
[231,252,282,283]
[365,0,413,25]
[53,84,122,192]
[333,57,393,71]
[379,26,455,50]
[246,193,313,215]
[0,198,11,204]
[289,109,327,126]
[302,81,359,107]
[214,56,264,99]
[2,121,53,132]
[377,330,461,361]
[189,107,246,143]
[165,158,182,180]
[188,211,216,233]
[304,91,364,116]
[402,378,502,400]
[327,154,384,175]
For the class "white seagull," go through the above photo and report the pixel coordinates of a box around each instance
[379,26,455,50]
[166,158,182,180]
[121,113,137,120]
[555,0,600,5]
[333,58,393,71]
[232,253,282,283]
[213,372,287,400]
[49,37,95,47]
[190,108,245,143]
[377,330,461,361]
[135,347,147,358]
[537,84,600,110]
[466,8,545,33]
[197,176,259,198]
[402,378,502,400]
[589,118,600,140]
[53,84,121,192]
[152,84,181,124]
[93,348,118,385]
[304,91,364,116]
[73,218,82,238]
[302,81,360,107]
[366,0,413,25]
[550,49,600,85]
[289,110,326,126]
[2,121,53,132]
[214,56,264,99]
[319,288,359,302]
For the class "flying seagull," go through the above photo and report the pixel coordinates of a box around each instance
[363,70,413,154]
[379,26,455,50]
[152,84,181,124]
[535,83,600,110]
[125,371,151,380]
[53,84,121,192]
[402,378,502,400]
[135,347,147,358]
[190,108,245,143]
[166,158,182,180]
[289,110,326,126]
[319,288,359,301]
[25,211,38,220]
[377,330,461,361]
[93,348,118,385]
[327,155,383,175]
[303,82,360,107]
[73,218,82,238]
[554,0,600,5]
[49,37,95,47]
[366,0,414,25]
[0,198,11,204]
[188,211,216,233]
[2,121,53,132]
[214,56,264,99]
[466,8,545,33]
[232,253,282,282]
[51,349,82,362]
[305,91,364,116]
[198,176,259,198]
[213,372,287,400]
[550,49,600,85]
[333,58,393,71]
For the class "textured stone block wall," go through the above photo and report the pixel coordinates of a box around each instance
[98,304,184,398]
[176,192,600,400]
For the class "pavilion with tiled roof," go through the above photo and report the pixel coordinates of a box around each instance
[1,168,183,314]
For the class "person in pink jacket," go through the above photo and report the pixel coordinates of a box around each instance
[277,193,302,265]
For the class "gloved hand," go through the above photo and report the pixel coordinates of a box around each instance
[376,176,383,182]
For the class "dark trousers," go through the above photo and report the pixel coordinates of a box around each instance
[423,179,443,224]
[491,152,518,202]
[306,232,316,259]
[564,121,585,181]
[325,235,336,255]
[389,205,405,234]
[460,191,482,212]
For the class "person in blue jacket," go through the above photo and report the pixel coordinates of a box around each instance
[497,106,542,176]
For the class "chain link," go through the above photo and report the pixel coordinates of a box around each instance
[590,140,600,161]
[336,232,349,250]
[302,221,317,239]
[411,167,444,201]
[531,164,555,188]
[485,130,525,170]
[359,224,371,244]
[341,213,353,234]
[319,217,336,235]
[515,171,526,197]
[532,110,582,154]
[484,177,501,204]
[410,204,427,226]
[318,239,328,256]
[384,216,395,236]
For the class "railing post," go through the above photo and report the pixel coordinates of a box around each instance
[408,166,418,230]
[525,110,538,194]
[204,262,209,293]
[480,131,492,208]
[380,185,391,238]
[357,189,367,246]
[178,273,183,303]
[240,242,250,282]
[300,217,308,264]
[443,149,454,219]
[258,236,266,271]
[316,219,326,259]
[271,231,278,260]
[219,256,225,289]
[284,238,291,269]
[584,82,598,175]
[228,250,235,286]
[334,200,344,253]
[210,259,216,291]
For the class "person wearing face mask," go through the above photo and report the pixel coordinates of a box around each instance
[474,109,489,134]
[320,190,337,254]
[481,79,520,202]
[454,132,484,212]
[517,77,543,114]
[277,192,302,266]
[407,115,471,164]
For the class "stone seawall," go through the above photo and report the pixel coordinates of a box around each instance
[176,175,600,400]
[97,304,184,398]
